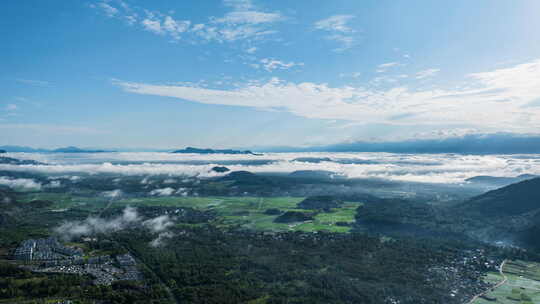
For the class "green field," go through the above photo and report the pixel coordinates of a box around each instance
[473,260,540,304]
[16,192,110,212]
[17,192,362,233]
[115,196,362,232]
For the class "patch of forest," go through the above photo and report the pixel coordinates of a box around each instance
[115,226,510,304]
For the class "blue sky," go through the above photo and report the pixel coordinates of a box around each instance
[1,0,540,149]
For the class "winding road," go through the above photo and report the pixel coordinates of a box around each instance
[466,259,507,304]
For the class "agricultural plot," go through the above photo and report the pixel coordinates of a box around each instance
[14,190,363,233]
[115,196,362,232]
[16,192,110,212]
[473,260,540,304]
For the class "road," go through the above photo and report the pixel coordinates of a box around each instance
[466,259,507,304]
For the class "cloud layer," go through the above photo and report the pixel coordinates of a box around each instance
[115,59,540,131]
[4,151,540,184]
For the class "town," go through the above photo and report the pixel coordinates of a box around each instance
[13,237,143,286]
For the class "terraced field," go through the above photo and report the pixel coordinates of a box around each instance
[473,260,540,304]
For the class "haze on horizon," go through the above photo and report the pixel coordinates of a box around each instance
[2,0,540,149]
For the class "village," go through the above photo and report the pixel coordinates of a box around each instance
[13,237,143,286]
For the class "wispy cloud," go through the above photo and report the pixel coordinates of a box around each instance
[114,59,540,131]
[213,11,282,24]
[98,2,118,17]
[141,19,164,34]
[416,68,440,79]
[251,58,304,72]
[89,0,136,24]
[314,15,356,52]
[376,62,402,73]
[315,15,355,33]
[92,0,284,43]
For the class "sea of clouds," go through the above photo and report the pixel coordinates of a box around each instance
[2,152,540,184]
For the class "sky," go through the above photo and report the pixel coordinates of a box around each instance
[1,0,540,149]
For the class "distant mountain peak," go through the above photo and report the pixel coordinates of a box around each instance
[53,146,110,153]
[172,147,262,155]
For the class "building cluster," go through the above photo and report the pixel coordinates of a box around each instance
[115,254,143,281]
[14,237,83,261]
[14,238,143,286]
[427,249,501,302]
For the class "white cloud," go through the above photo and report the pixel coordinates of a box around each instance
[114,58,540,130]
[94,0,283,44]
[327,34,355,52]
[55,206,176,244]
[90,1,137,25]
[246,47,257,53]
[314,15,356,52]
[315,15,355,33]
[98,2,118,17]
[150,187,175,196]
[143,215,173,233]
[4,152,540,184]
[0,177,41,190]
[55,206,140,240]
[162,16,190,39]
[124,15,137,25]
[253,58,304,72]
[416,68,440,79]
[142,19,163,34]
[214,11,282,24]
[376,62,401,73]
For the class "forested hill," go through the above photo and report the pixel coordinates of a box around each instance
[355,178,540,249]
[457,177,540,216]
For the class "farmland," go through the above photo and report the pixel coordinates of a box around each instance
[473,260,540,304]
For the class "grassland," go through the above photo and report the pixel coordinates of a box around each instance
[473,260,540,304]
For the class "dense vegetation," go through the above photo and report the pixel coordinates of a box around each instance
[297,196,344,211]
[355,178,540,250]
[117,227,506,304]
[2,155,540,303]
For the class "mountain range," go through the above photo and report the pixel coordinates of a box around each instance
[356,177,540,249]
[0,146,112,153]
[172,147,261,155]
